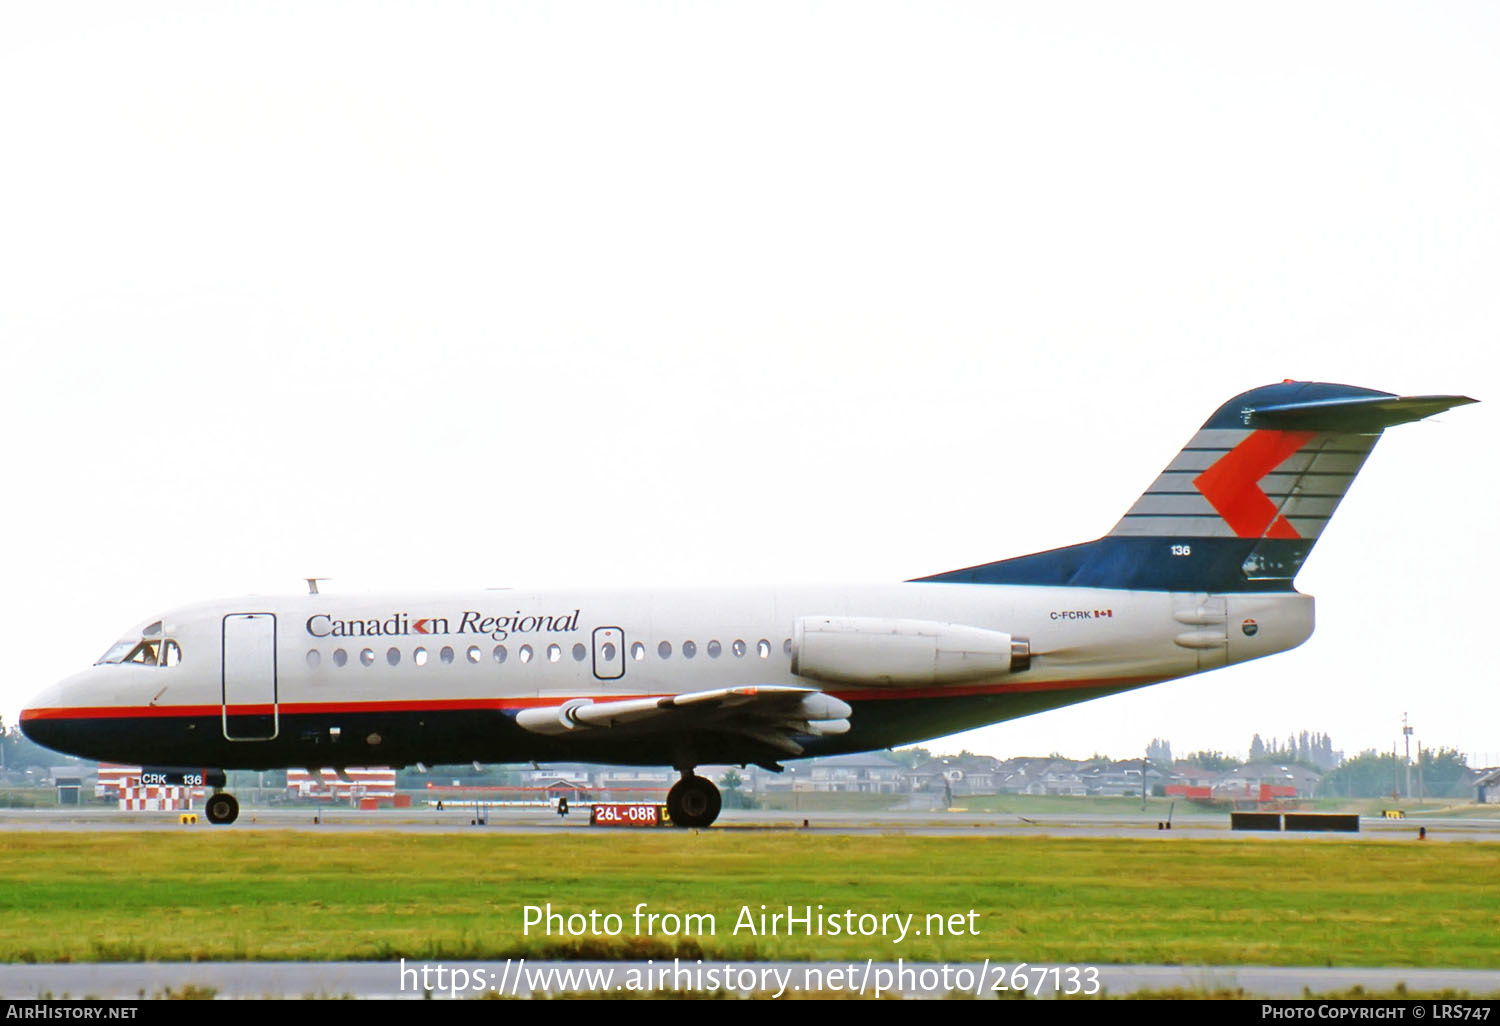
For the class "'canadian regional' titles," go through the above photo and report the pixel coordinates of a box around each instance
[306,610,581,642]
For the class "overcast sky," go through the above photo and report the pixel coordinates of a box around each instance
[2,3,1495,765]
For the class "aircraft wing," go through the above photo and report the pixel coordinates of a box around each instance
[514,685,851,756]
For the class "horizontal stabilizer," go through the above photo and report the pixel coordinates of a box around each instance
[1245,394,1476,432]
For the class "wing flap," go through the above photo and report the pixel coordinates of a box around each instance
[514,686,853,741]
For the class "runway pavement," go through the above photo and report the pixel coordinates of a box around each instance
[2,959,1498,999]
[2,805,1498,840]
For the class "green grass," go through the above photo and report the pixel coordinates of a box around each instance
[0,832,1495,966]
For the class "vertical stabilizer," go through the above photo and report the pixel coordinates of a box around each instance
[916,381,1476,592]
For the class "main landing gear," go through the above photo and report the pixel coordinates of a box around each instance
[204,792,240,825]
[666,772,721,828]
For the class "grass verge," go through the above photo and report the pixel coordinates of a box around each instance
[0,831,1493,965]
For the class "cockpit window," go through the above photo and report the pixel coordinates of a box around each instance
[125,641,160,665]
[96,637,183,666]
[97,641,137,664]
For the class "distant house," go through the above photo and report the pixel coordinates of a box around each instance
[1082,759,1166,797]
[755,766,801,792]
[537,778,591,799]
[1169,763,1224,789]
[50,766,86,806]
[1037,760,1088,797]
[805,753,906,793]
[1215,762,1321,799]
[517,763,599,788]
[987,757,1093,796]
[592,766,675,795]
[1473,768,1500,805]
[909,755,1002,796]
[994,757,1060,795]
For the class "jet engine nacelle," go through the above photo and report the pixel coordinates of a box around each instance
[790,616,1029,686]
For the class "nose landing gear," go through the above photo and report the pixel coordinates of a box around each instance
[666,772,721,828]
[204,792,240,825]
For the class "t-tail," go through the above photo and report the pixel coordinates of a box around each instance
[918,381,1476,592]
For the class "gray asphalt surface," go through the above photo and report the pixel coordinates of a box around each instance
[3,960,1498,999]
[3,806,1497,840]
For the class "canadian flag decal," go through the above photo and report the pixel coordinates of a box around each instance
[1193,430,1315,539]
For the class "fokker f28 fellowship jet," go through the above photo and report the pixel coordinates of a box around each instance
[21,381,1474,827]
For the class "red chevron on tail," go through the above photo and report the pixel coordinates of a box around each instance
[1193,429,1317,539]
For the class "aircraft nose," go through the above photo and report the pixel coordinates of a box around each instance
[18,708,46,746]
[17,674,82,750]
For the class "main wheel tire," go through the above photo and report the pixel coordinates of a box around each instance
[667,775,721,828]
[205,792,240,825]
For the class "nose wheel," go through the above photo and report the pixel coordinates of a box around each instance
[666,773,721,828]
[204,792,240,825]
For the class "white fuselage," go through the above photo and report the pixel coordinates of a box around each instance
[23,582,1314,771]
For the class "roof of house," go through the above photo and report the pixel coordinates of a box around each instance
[1220,762,1322,785]
[1471,767,1500,787]
[912,755,1002,774]
[806,752,905,770]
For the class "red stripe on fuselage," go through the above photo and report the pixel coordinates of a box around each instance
[18,674,1161,723]
[21,698,545,721]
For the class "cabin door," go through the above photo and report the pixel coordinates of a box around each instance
[222,612,279,740]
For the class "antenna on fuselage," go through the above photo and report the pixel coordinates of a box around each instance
[305,578,329,595]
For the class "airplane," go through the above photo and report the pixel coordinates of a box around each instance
[19,380,1475,828]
